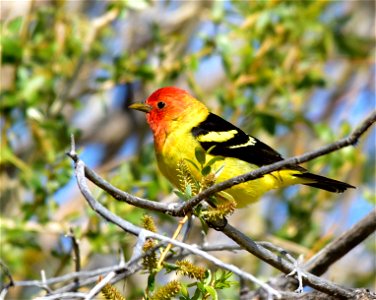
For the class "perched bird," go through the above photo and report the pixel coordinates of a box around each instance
[129,87,354,208]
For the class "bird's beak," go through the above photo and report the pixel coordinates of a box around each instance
[129,102,152,113]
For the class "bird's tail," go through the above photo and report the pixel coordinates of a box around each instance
[294,172,355,193]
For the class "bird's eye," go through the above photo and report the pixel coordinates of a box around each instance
[157,101,166,109]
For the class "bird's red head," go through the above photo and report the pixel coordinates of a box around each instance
[129,86,208,150]
[130,86,206,130]
[144,86,190,127]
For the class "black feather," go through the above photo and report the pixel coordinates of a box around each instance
[192,113,285,166]
[295,172,355,192]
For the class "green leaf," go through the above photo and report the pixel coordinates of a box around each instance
[188,55,199,71]
[257,112,277,135]
[135,64,155,80]
[196,281,206,293]
[124,0,150,10]
[26,107,44,122]
[201,165,211,176]
[204,269,212,285]
[184,158,200,171]
[164,262,179,272]
[2,36,22,63]
[184,184,192,198]
[191,286,202,300]
[205,156,224,168]
[180,283,190,298]
[147,273,156,292]
[214,271,237,289]
[212,1,225,23]
[7,17,23,32]
[204,285,218,300]
[21,75,47,103]
[195,147,206,166]
[255,11,270,33]
[174,190,187,200]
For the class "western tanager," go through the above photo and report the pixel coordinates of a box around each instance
[129,87,354,207]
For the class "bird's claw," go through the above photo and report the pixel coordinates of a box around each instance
[286,254,307,293]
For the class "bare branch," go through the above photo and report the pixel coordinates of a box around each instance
[82,164,173,214]
[84,271,117,300]
[84,248,126,300]
[40,270,52,293]
[13,264,130,288]
[35,292,87,300]
[66,228,81,291]
[241,209,376,298]
[0,260,14,300]
[214,220,355,298]
[305,208,376,275]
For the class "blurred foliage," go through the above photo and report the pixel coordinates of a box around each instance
[1,0,374,299]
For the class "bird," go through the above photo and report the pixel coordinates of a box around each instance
[129,87,354,208]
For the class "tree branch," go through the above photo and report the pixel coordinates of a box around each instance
[212,220,355,298]
[66,228,81,291]
[239,209,376,298]
[82,164,173,214]
[0,260,14,300]
[304,208,376,275]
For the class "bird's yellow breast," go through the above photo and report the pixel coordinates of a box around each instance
[155,123,303,208]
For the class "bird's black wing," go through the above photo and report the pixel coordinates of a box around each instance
[191,113,288,167]
[191,113,355,192]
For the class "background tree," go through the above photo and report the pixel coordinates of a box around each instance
[1,1,375,299]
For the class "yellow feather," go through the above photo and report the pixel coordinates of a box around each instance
[228,136,256,148]
[196,130,238,143]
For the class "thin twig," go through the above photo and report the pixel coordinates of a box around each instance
[245,209,376,298]
[66,228,81,291]
[13,264,128,288]
[218,221,354,298]
[40,270,52,293]
[9,244,236,291]
[11,238,163,294]
[156,214,190,269]
[304,208,376,275]
[35,292,87,300]
[83,164,173,214]
[200,243,242,252]
[84,271,116,300]
[0,261,14,300]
